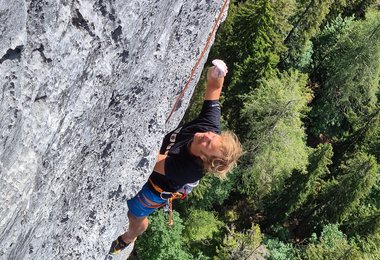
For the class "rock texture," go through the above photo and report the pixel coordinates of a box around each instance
[0,0,227,259]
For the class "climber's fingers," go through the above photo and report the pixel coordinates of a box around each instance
[211,59,228,78]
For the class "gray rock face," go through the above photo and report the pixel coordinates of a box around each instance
[0,0,227,259]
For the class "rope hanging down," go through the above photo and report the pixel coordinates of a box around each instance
[165,0,230,124]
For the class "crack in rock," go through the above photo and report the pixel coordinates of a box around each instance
[0,46,23,64]
[111,25,122,43]
[32,44,52,63]
[71,9,95,37]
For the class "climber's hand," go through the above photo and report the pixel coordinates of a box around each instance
[205,59,227,101]
[210,59,228,78]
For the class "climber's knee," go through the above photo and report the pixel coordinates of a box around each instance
[128,212,148,235]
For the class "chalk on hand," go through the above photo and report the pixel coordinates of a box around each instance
[211,59,228,78]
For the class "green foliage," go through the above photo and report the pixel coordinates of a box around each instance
[156,3,380,260]
[342,166,380,238]
[238,70,310,198]
[215,224,262,260]
[360,108,380,161]
[183,209,223,243]
[262,144,333,225]
[345,207,380,238]
[213,0,291,70]
[227,0,282,63]
[264,237,296,260]
[185,173,235,210]
[181,209,224,258]
[358,229,380,259]
[335,106,380,166]
[342,0,377,18]
[328,0,377,20]
[366,178,380,210]
[271,0,297,41]
[208,0,239,72]
[310,152,379,230]
[220,0,292,132]
[296,39,314,71]
[303,224,361,259]
[282,0,332,68]
[136,210,192,260]
[310,11,380,139]
[211,0,294,70]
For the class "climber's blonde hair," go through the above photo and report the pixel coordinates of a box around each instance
[203,131,243,179]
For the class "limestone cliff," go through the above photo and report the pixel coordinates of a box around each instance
[0,0,227,259]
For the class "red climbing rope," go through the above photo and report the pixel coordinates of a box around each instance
[165,0,230,123]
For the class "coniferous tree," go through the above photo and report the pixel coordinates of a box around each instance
[282,0,333,69]
[220,0,292,134]
[185,0,295,129]
[303,224,361,260]
[237,70,310,200]
[262,143,333,227]
[215,224,262,260]
[310,10,380,140]
[175,3,380,259]
[135,210,191,260]
[345,208,380,238]
[327,0,377,20]
[342,160,380,238]
[184,173,236,210]
[357,221,380,259]
[181,209,224,258]
[358,108,380,161]
[316,152,378,226]
[183,209,224,243]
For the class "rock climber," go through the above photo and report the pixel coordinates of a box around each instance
[108,59,243,255]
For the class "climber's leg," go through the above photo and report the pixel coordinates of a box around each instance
[121,212,148,243]
[108,184,165,255]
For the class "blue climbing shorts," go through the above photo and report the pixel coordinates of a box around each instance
[127,184,166,218]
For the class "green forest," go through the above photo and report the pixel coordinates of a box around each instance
[133,0,380,259]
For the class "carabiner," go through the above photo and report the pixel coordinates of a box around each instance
[160,191,173,200]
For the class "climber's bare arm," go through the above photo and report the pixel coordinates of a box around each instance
[204,60,228,101]
[153,154,167,175]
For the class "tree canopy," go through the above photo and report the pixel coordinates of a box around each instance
[134,3,380,259]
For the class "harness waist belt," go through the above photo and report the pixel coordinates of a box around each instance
[148,178,185,200]
[147,178,186,226]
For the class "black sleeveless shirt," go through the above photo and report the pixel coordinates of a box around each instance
[147,100,221,193]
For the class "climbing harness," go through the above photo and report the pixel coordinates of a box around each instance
[165,0,230,124]
[148,178,186,226]
[141,175,200,226]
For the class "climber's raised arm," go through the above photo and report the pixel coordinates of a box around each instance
[152,60,227,177]
[204,59,228,101]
